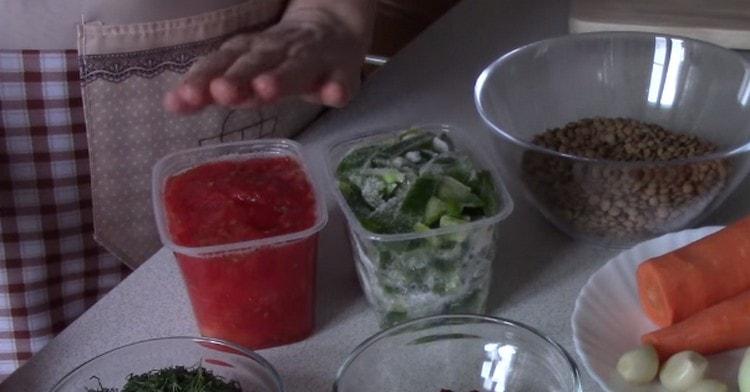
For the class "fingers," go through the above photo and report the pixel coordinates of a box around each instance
[209,49,286,106]
[163,33,277,112]
[163,49,241,113]
[166,59,360,112]
[305,67,360,108]
[251,56,328,103]
[164,26,364,114]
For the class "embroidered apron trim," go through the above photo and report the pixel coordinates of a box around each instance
[79,36,223,83]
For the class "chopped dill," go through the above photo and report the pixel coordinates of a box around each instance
[85,365,242,392]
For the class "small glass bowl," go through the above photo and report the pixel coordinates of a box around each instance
[334,314,581,392]
[475,32,750,247]
[49,336,284,392]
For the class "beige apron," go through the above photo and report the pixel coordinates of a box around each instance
[77,1,324,267]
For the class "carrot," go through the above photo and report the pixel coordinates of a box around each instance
[636,214,750,327]
[642,290,750,361]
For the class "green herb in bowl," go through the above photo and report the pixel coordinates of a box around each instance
[51,337,281,392]
[85,365,242,392]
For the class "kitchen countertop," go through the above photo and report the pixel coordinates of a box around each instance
[3,0,750,391]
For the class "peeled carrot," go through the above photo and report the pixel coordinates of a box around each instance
[636,215,750,327]
[642,290,750,360]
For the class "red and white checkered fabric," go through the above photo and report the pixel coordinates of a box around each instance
[0,50,130,380]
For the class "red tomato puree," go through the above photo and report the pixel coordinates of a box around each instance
[164,155,318,349]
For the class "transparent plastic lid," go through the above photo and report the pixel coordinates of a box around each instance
[325,124,514,242]
[152,139,328,258]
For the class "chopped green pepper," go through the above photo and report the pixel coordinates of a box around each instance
[336,128,501,327]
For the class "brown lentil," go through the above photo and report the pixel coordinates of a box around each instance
[521,117,729,244]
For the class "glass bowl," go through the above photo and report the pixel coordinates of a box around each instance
[475,32,750,247]
[49,336,283,392]
[334,314,581,392]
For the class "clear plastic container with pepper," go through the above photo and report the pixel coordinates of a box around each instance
[327,125,513,327]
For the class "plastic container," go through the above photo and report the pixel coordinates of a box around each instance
[326,125,513,328]
[334,314,581,392]
[475,32,750,248]
[152,139,328,349]
[50,336,284,392]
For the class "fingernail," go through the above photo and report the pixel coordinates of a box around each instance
[253,75,279,102]
[210,78,244,105]
[163,92,181,112]
[322,82,349,108]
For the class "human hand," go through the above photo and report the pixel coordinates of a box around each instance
[163,12,368,114]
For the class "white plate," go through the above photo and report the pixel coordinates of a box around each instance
[572,226,745,392]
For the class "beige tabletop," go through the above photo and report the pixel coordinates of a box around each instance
[3,0,750,391]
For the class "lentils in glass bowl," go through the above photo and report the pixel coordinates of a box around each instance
[475,32,750,247]
[521,117,729,242]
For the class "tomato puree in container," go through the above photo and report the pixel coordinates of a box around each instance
[152,140,327,349]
